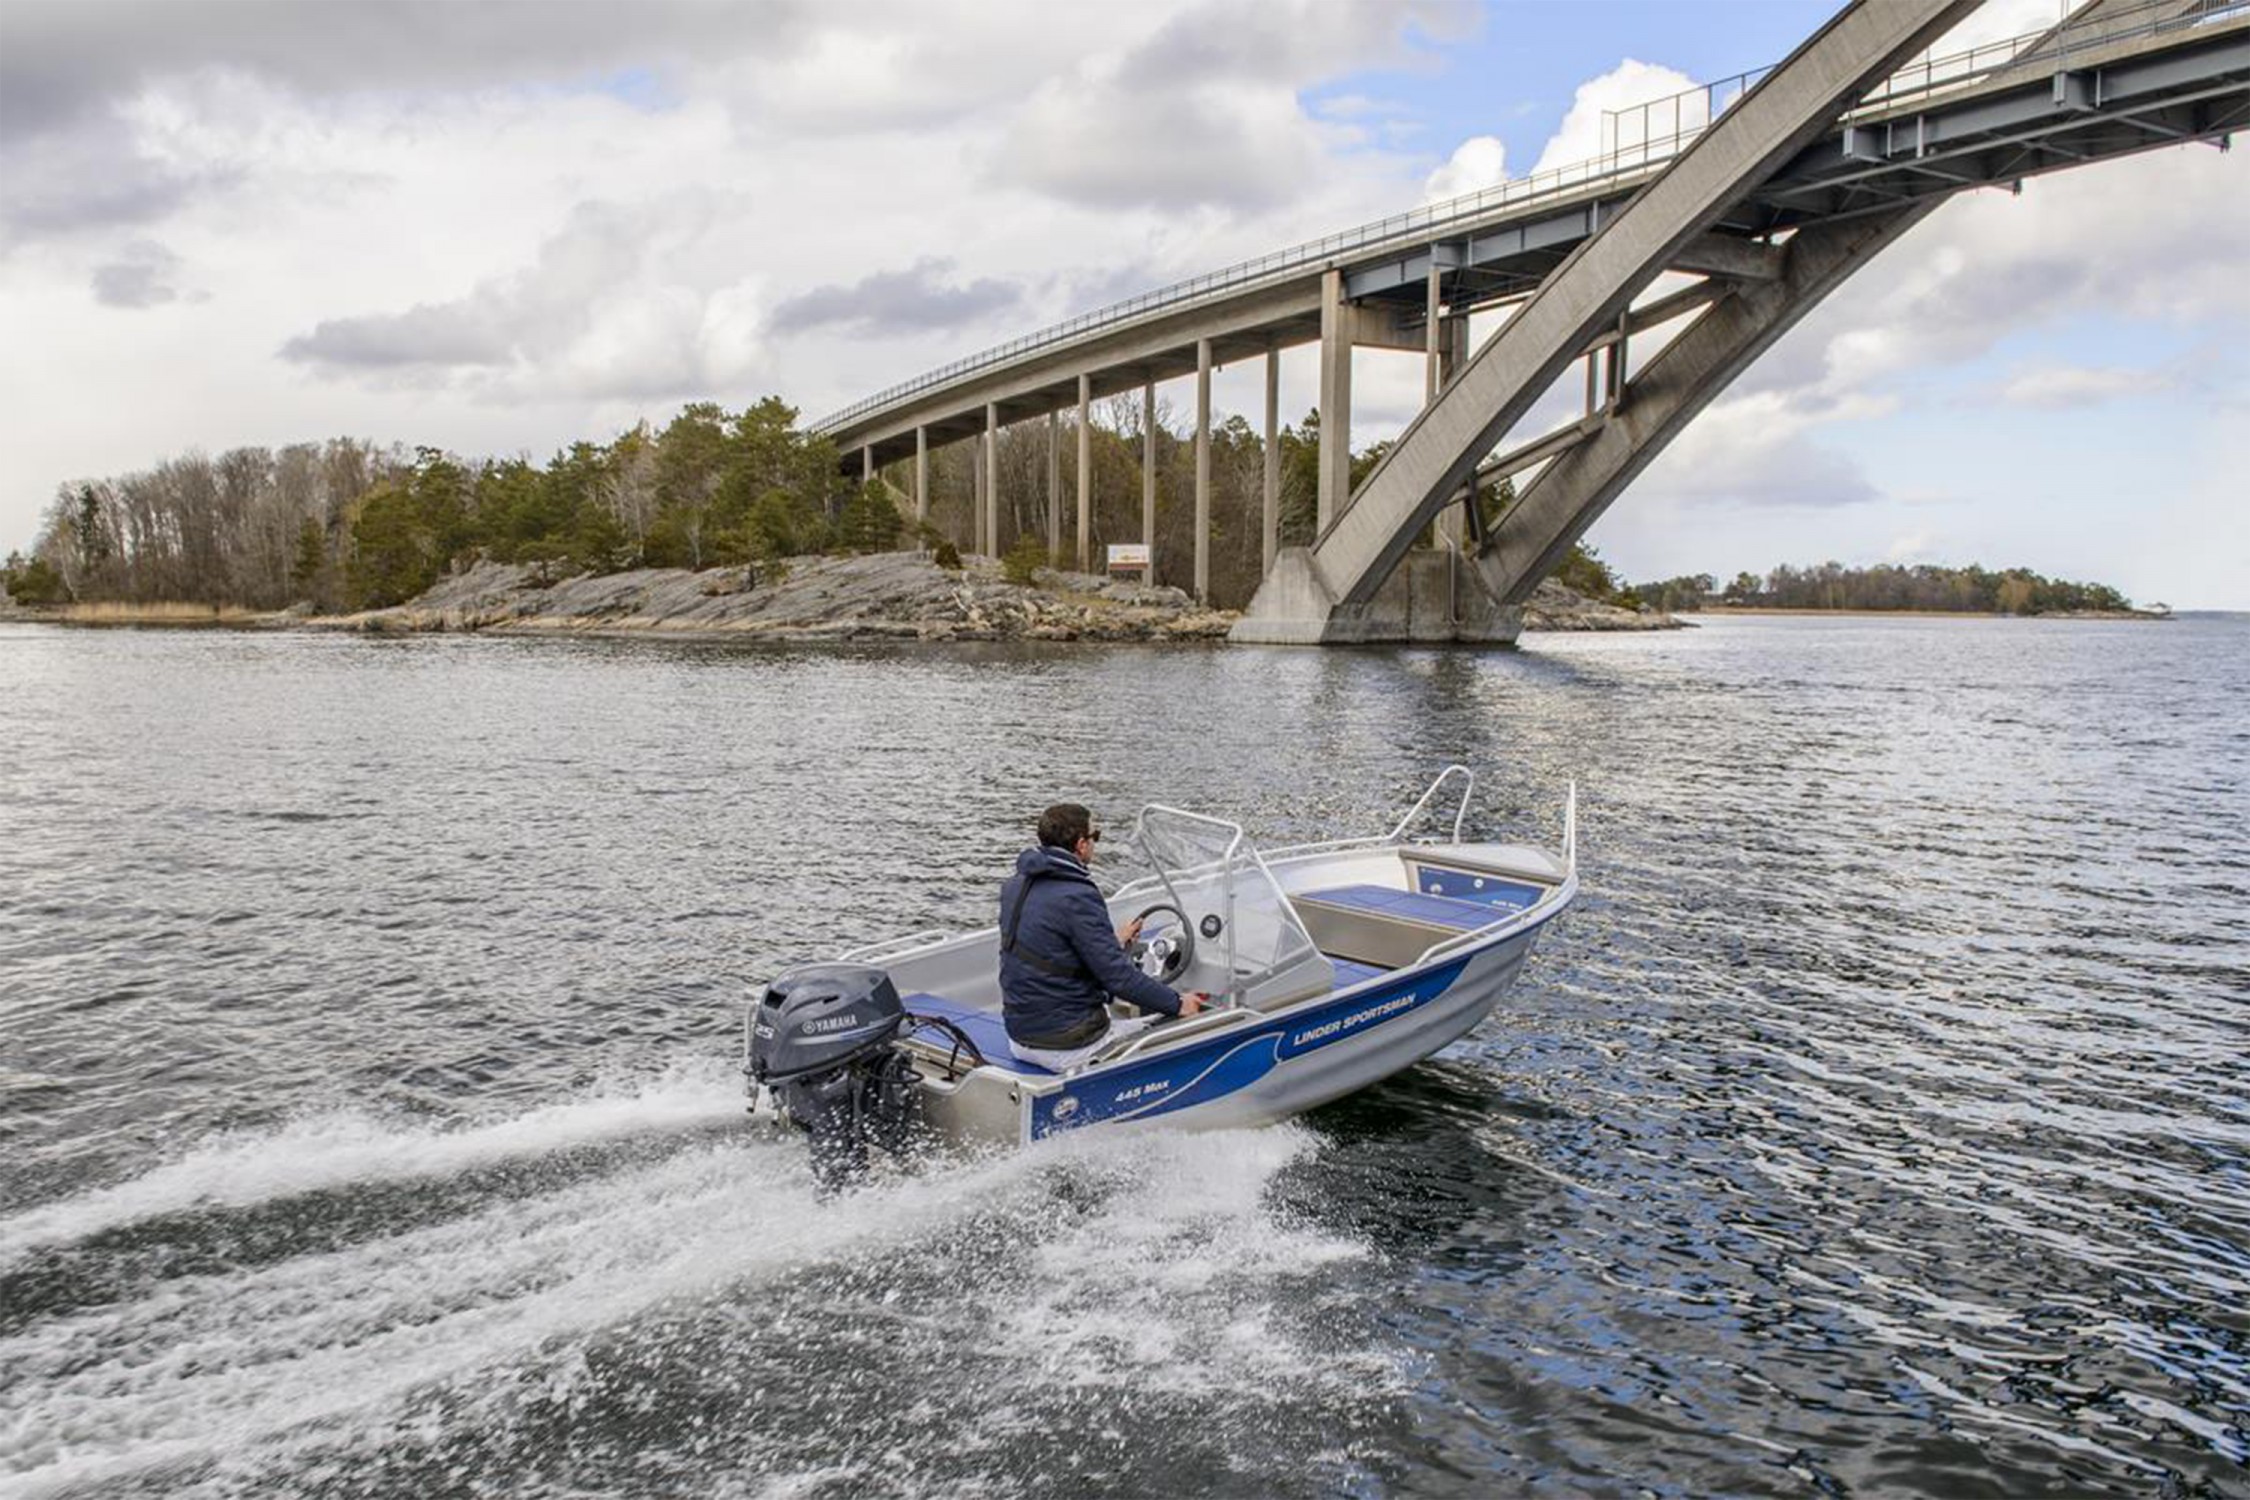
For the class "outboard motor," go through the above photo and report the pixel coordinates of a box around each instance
[746,963,922,1192]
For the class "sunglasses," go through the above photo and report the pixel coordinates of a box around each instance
[1081,829,1102,843]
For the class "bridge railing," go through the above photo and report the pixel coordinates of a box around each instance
[1859,0,2246,110]
[808,131,1705,433]
[1601,68,1768,159]
[809,0,2239,438]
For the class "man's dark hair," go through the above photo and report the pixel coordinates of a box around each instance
[1037,803,1094,848]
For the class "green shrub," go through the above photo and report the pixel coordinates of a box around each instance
[1002,535,1046,586]
[837,481,902,554]
[1553,542,1626,604]
[515,539,574,587]
[1,552,68,605]
[932,539,963,571]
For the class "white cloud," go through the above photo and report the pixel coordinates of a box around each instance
[1423,135,1506,202]
[1750,148,2250,405]
[90,239,186,308]
[1637,389,1886,510]
[274,186,775,406]
[1004,69,1344,214]
[769,259,1023,340]
[997,0,1468,213]
[1531,58,1699,176]
[1995,364,2159,410]
[1923,0,2076,59]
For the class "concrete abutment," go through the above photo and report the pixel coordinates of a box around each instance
[1230,546,1522,646]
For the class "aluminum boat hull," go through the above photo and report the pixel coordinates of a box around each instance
[1019,915,1549,1141]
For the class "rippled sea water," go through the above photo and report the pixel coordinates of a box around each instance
[1,614,2244,1498]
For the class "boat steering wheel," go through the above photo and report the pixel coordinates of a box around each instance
[1127,902,1196,985]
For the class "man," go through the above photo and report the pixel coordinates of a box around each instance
[999,802,1208,1073]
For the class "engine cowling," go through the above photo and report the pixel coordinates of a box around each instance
[749,963,905,1081]
[747,964,920,1191]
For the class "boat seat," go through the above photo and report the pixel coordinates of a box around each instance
[899,992,1053,1076]
[1299,884,1502,929]
[1291,884,1509,971]
[1328,956,1389,988]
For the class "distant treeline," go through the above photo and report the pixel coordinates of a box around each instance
[1,397,1426,614]
[1,401,888,613]
[1554,553,2137,616]
[15,395,2105,620]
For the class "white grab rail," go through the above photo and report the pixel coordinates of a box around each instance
[1387,764,1475,844]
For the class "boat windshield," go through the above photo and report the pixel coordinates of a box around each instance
[1126,806,1321,1000]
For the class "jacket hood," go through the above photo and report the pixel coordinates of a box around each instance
[1015,844,1095,884]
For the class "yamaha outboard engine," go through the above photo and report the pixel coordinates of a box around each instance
[746,963,922,1192]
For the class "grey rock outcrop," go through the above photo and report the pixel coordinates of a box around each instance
[325,552,1239,643]
[1518,578,1686,631]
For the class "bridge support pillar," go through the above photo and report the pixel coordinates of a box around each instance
[1427,271,1471,554]
[1076,374,1091,572]
[1142,381,1157,581]
[982,402,998,559]
[1195,337,1212,602]
[1424,266,1443,401]
[914,427,928,527]
[969,437,982,555]
[1046,411,1061,559]
[1441,313,1471,549]
[1232,546,1521,645]
[1317,268,1352,532]
[1262,347,1280,575]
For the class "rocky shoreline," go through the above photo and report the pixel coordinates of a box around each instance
[5,551,1684,641]
[322,554,1238,642]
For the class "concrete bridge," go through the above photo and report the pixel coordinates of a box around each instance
[809,0,2250,643]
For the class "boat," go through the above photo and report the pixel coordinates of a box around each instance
[744,766,1578,1185]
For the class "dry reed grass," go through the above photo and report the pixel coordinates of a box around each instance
[58,601,268,625]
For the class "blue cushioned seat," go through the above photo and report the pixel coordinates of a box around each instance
[900,992,1053,1075]
[1298,883,1506,931]
[1328,956,1389,988]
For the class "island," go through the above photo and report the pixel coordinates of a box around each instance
[0,406,2155,635]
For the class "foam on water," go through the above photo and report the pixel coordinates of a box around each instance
[0,1060,748,1265]
[0,1082,1382,1497]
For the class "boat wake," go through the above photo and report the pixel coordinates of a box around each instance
[0,1062,749,1265]
[0,1065,1396,1498]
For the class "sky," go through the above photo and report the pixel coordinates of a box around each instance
[1,0,2243,607]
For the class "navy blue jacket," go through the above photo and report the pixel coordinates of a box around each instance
[999,845,1183,1046]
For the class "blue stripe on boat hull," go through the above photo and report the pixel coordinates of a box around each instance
[1030,954,1472,1138]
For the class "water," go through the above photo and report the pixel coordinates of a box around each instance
[1,615,2244,1498]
